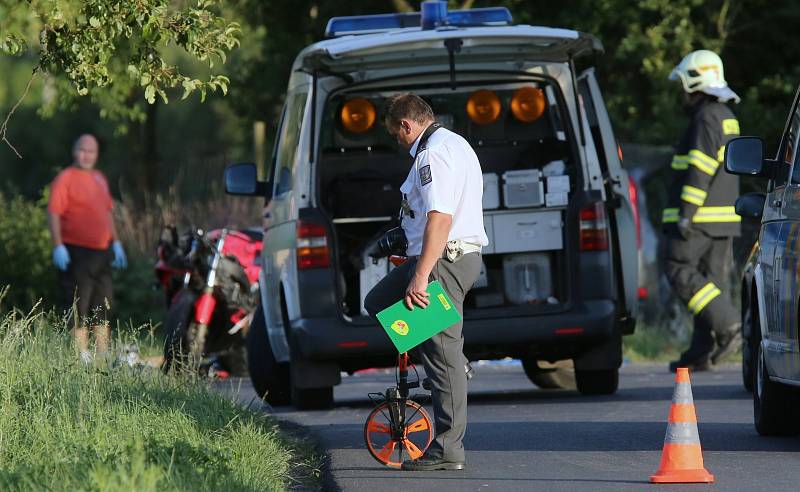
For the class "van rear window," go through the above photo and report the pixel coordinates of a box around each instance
[319,82,567,156]
[318,82,572,207]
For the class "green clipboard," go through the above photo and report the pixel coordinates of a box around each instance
[376,281,462,353]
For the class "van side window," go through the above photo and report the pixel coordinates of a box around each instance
[274,92,308,195]
[779,105,800,185]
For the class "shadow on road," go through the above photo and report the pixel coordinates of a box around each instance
[333,471,648,485]
[316,380,750,410]
[304,420,800,453]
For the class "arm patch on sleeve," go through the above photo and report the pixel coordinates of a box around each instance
[419,165,432,186]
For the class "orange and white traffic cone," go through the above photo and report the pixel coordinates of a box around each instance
[650,367,714,484]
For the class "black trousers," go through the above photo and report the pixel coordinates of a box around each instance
[665,231,738,360]
[57,244,113,328]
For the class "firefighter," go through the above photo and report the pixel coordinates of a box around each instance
[663,50,742,372]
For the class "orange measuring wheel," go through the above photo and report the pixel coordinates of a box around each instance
[364,320,431,467]
[364,399,433,468]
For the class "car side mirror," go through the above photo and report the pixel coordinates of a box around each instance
[724,137,767,176]
[734,192,766,219]
[224,162,270,198]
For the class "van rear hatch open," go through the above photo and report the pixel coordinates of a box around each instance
[299,25,602,75]
[315,76,583,321]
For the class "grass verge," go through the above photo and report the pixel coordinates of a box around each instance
[0,308,320,491]
[623,324,684,362]
[623,322,741,364]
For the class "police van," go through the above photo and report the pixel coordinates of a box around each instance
[225,4,640,409]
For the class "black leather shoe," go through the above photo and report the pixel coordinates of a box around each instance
[422,362,474,391]
[668,356,712,373]
[711,324,742,365]
[401,455,465,471]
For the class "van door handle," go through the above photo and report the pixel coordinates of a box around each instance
[772,199,782,208]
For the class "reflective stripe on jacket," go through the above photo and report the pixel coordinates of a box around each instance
[662,99,741,237]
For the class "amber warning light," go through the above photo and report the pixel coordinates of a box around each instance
[466,90,501,125]
[511,86,546,123]
[340,98,376,134]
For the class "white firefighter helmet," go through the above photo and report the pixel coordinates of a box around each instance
[669,49,740,103]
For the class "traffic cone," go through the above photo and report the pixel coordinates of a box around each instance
[650,367,714,484]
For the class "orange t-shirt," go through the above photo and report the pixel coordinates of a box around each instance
[48,167,114,250]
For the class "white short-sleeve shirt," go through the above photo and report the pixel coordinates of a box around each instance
[400,126,489,256]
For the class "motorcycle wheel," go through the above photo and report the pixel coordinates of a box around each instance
[216,333,249,377]
[162,289,198,372]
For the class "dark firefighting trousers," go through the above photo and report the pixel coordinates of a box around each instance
[665,230,739,362]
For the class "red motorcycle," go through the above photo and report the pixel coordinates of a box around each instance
[157,226,263,376]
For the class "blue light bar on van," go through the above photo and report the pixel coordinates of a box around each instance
[421,0,447,30]
[446,8,512,27]
[325,7,513,38]
[326,12,421,37]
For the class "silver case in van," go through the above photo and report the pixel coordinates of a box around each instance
[491,210,563,253]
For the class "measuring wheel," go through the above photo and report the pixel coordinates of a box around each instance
[364,399,433,468]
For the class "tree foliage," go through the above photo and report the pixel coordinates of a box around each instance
[6,0,799,148]
[3,0,800,192]
[0,0,240,143]
[222,0,800,150]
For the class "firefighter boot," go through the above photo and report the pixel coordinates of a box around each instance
[711,323,742,365]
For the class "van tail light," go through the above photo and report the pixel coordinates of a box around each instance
[297,220,330,269]
[579,202,609,251]
[628,176,641,249]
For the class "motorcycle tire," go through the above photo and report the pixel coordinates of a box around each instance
[216,334,249,377]
[162,289,198,373]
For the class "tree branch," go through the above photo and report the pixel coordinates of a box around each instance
[0,67,39,159]
[717,0,732,44]
[391,0,413,13]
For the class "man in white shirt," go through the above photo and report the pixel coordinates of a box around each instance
[364,93,487,471]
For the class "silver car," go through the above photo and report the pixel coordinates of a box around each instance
[725,84,800,436]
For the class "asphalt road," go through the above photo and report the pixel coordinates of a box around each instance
[222,362,800,491]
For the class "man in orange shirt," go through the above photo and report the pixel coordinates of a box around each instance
[48,134,127,363]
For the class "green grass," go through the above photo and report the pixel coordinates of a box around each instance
[623,324,685,362]
[0,308,320,491]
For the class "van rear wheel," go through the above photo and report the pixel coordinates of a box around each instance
[521,358,576,390]
[575,368,618,395]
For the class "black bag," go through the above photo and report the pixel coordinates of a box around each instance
[325,170,401,218]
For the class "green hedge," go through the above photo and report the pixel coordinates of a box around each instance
[0,192,56,311]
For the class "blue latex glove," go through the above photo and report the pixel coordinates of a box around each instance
[53,245,70,271]
[112,240,128,269]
